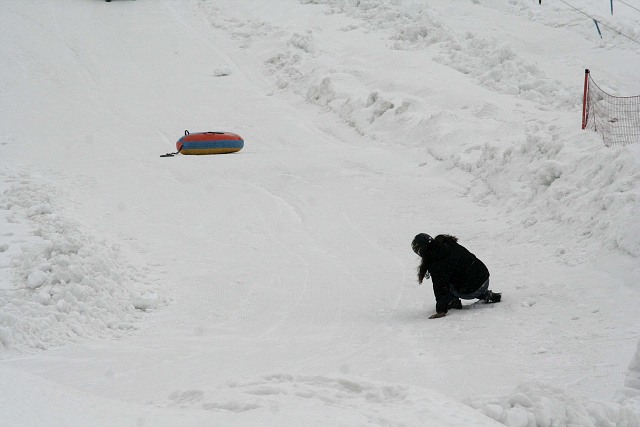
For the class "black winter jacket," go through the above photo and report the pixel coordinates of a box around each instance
[419,235,490,313]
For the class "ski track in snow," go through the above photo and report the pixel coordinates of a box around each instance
[1,0,640,426]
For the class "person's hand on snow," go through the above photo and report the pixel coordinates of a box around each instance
[429,312,446,319]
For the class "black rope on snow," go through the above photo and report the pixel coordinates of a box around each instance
[160,150,180,157]
[160,130,188,157]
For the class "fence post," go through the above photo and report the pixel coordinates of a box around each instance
[582,69,590,129]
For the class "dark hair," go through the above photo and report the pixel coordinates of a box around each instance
[417,262,430,283]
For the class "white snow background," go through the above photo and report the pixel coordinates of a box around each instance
[1,0,640,425]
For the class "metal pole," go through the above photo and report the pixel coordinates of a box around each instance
[582,69,590,129]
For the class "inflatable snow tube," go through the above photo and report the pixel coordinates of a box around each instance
[177,131,244,155]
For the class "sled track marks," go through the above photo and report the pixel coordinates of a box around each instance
[246,181,306,226]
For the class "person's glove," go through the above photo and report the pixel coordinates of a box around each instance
[429,312,446,319]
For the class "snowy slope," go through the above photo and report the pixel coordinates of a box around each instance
[1,0,640,426]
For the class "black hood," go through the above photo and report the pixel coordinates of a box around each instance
[411,233,433,256]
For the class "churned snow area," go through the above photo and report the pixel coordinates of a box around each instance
[1,0,640,425]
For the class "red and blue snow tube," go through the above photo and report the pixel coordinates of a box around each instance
[177,131,244,155]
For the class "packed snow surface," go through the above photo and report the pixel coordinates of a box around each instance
[1,0,640,426]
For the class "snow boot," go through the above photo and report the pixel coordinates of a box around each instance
[483,291,501,303]
[448,299,463,310]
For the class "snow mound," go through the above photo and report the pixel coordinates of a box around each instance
[301,0,576,109]
[615,341,640,418]
[467,381,640,427]
[465,341,640,426]
[0,172,158,355]
[164,373,501,426]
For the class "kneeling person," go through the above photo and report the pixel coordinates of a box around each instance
[411,233,501,319]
